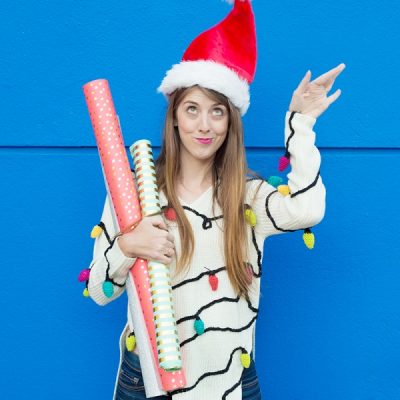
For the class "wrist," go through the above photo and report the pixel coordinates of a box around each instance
[117,235,136,258]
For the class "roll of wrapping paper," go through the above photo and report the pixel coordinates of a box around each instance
[82,79,186,390]
[130,140,181,370]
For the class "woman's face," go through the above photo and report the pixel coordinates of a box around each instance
[174,87,229,165]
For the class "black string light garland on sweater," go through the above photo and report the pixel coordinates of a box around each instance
[277,111,317,249]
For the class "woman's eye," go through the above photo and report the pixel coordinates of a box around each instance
[187,106,197,114]
[213,108,225,116]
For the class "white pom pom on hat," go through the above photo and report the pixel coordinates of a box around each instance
[157,0,257,116]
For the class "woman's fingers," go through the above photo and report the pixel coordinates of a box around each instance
[163,247,175,258]
[157,246,175,264]
[295,70,312,94]
[311,63,346,88]
[327,88,342,105]
[151,217,168,231]
[166,232,175,243]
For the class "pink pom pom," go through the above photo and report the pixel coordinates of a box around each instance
[278,155,290,171]
[246,263,253,283]
[78,268,91,282]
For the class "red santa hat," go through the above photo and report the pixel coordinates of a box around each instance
[157,0,257,116]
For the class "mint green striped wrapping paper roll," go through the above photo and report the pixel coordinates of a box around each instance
[130,139,182,371]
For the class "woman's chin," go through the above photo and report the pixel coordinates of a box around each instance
[190,150,216,162]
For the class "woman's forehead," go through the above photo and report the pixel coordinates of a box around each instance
[181,87,223,106]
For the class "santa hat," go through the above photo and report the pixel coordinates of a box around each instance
[157,0,257,116]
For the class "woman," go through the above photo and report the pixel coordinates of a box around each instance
[86,1,345,399]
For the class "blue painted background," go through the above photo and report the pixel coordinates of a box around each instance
[1,1,399,399]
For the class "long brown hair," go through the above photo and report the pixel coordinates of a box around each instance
[156,85,260,299]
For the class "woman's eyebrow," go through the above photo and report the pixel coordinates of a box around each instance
[183,100,225,107]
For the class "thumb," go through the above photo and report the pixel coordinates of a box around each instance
[151,216,168,231]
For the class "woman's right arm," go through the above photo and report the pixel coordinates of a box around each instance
[87,195,176,306]
[87,195,137,306]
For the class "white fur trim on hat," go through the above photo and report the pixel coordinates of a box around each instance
[157,60,250,115]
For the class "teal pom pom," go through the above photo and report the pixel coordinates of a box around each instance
[267,176,283,188]
[102,281,114,298]
[194,317,205,335]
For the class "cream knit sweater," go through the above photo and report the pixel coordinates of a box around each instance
[87,111,326,399]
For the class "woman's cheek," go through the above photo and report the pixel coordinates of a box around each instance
[180,120,196,135]
[213,118,228,134]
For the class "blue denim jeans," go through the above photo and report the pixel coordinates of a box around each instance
[116,348,262,399]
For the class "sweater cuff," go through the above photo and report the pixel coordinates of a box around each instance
[107,237,137,281]
[286,111,317,132]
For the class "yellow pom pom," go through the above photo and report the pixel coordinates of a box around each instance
[245,209,257,227]
[241,353,251,368]
[126,334,136,352]
[278,184,290,196]
[90,225,103,238]
[83,288,90,298]
[303,228,315,249]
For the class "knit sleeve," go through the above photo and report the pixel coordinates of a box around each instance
[87,195,137,306]
[247,111,326,239]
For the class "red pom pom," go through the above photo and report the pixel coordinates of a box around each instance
[278,155,290,171]
[209,274,218,291]
[164,207,177,221]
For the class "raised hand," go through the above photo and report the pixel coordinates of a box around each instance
[289,63,346,119]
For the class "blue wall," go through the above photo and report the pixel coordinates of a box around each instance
[1,1,399,399]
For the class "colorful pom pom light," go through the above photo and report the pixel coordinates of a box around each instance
[267,176,283,188]
[164,207,177,221]
[102,281,114,298]
[241,351,251,368]
[126,333,136,352]
[245,209,257,227]
[83,287,90,298]
[246,263,253,283]
[194,317,205,335]
[278,153,290,171]
[78,268,91,282]
[90,224,103,238]
[277,185,290,196]
[302,228,315,249]
[209,274,219,291]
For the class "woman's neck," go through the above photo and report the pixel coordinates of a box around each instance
[178,154,214,191]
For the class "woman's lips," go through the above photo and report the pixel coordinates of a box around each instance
[195,138,212,144]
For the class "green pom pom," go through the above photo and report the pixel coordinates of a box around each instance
[82,288,90,298]
[194,317,205,335]
[102,281,114,298]
[267,176,283,188]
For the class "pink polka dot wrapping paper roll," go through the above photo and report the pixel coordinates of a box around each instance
[82,79,186,391]
[83,79,140,231]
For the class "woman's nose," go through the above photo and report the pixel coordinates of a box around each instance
[198,113,210,133]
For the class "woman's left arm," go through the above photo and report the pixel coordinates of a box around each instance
[248,63,346,238]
